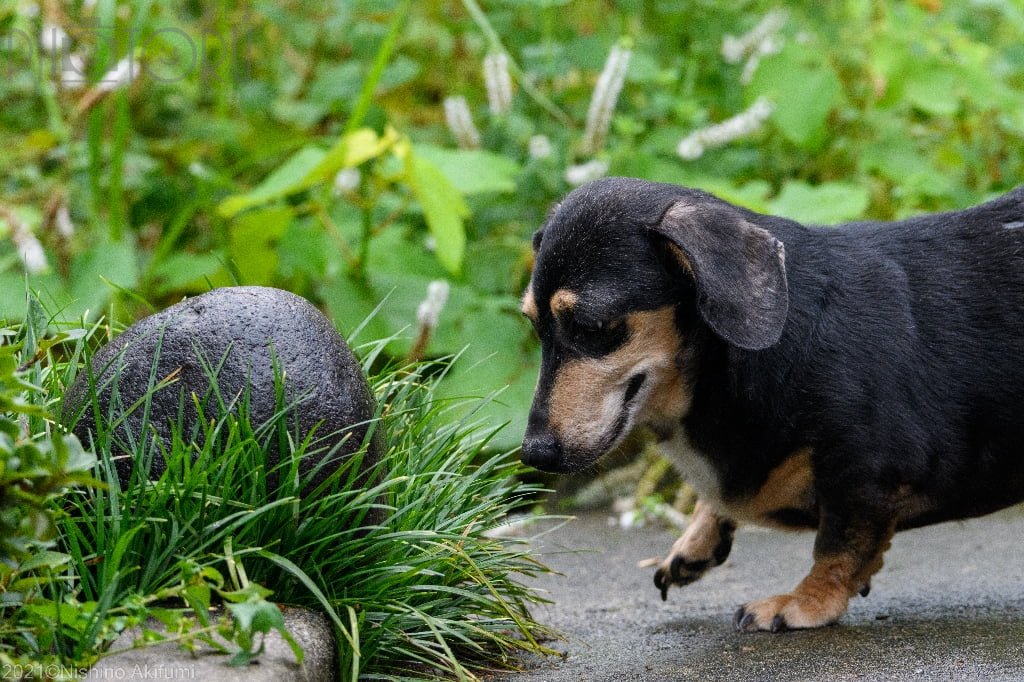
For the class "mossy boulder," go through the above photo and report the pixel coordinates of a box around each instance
[62,286,381,490]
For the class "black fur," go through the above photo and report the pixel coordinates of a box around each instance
[524,177,1024,602]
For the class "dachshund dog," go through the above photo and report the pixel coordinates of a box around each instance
[520,177,1024,632]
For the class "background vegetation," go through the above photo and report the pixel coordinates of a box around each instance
[2,0,1024,675]
[2,0,1023,449]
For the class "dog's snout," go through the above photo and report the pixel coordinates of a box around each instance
[521,430,565,473]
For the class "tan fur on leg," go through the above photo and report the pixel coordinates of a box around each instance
[736,523,895,632]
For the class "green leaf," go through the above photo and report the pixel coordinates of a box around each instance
[307,127,400,185]
[319,273,392,347]
[434,304,538,451]
[228,206,293,285]
[767,181,870,225]
[24,293,47,358]
[18,550,71,573]
[227,597,285,634]
[148,252,226,296]
[904,66,959,117]
[68,235,140,320]
[405,153,469,275]
[224,585,305,666]
[414,145,521,195]
[218,146,327,218]
[216,130,400,219]
[749,42,842,151]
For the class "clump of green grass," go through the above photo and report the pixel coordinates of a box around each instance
[53,328,558,680]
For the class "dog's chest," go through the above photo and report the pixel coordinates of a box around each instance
[657,430,725,508]
[658,429,818,528]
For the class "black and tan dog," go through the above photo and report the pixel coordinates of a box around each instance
[520,177,1024,632]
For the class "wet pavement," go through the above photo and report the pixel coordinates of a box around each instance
[491,508,1024,681]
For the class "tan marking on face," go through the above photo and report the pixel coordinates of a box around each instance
[549,288,577,316]
[520,286,538,320]
[728,448,815,527]
[547,306,688,454]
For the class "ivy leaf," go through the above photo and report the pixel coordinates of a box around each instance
[224,584,305,666]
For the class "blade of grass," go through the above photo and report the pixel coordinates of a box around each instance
[345,0,412,134]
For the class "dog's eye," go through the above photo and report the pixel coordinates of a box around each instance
[561,316,628,356]
[573,317,623,335]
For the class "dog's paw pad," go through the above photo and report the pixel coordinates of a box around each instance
[734,592,845,632]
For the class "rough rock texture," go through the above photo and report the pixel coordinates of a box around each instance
[62,286,380,489]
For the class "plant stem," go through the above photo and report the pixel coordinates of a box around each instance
[460,0,574,127]
[345,0,412,133]
[357,204,373,281]
[108,91,129,243]
[214,2,234,118]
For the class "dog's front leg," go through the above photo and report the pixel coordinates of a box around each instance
[654,500,737,600]
[734,499,895,632]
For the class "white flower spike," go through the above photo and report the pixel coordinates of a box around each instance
[443,96,481,149]
[580,42,632,156]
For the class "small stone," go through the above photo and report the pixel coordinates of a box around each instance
[62,286,381,492]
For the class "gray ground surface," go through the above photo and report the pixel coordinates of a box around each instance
[490,508,1024,682]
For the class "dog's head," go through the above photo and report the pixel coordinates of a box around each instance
[520,177,789,473]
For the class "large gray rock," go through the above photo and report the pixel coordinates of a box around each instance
[62,286,381,490]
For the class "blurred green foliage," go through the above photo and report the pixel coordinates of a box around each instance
[0,296,94,566]
[1,0,1022,448]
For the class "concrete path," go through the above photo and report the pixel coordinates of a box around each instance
[491,508,1024,681]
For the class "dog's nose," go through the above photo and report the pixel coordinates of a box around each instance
[521,430,564,472]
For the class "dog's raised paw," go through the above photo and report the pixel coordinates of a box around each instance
[653,555,712,601]
[653,508,735,601]
[734,592,846,632]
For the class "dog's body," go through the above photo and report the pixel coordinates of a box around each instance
[520,177,1024,632]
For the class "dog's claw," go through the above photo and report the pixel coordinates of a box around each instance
[653,568,669,601]
[734,607,755,631]
[770,614,787,633]
[859,582,871,598]
[653,554,709,601]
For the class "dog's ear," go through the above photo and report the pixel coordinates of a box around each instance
[651,201,788,350]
